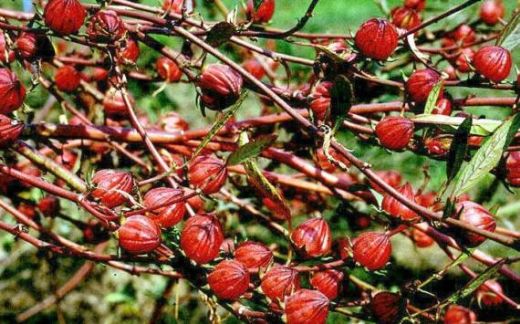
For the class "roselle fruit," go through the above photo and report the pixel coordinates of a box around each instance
[118,38,140,64]
[0,32,14,63]
[310,81,332,120]
[453,48,474,73]
[480,0,505,26]
[369,170,402,193]
[260,264,300,301]
[0,114,24,148]
[246,0,275,23]
[381,182,418,220]
[355,19,398,61]
[243,58,265,80]
[433,97,452,115]
[314,147,350,172]
[476,280,503,307]
[506,151,520,186]
[455,201,496,246]
[234,241,273,270]
[156,56,183,82]
[188,155,227,194]
[406,69,441,103]
[54,150,78,171]
[370,291,405,324]
[91,169,134,208]
[446,25,476,48]
[444,305,476,324]
[37,195,59,217]
[375,116,414,150]
[118,215,162,254]
[285,289,329,324]
[143,187,186,228]
[352,231,392,271]
[16,32,54,61]
[411,228,434,248]
[180,213,224,264]
[473,46,512,83]
[87,10,126,42]
[207,259,250,300]
[198,64,243,110]
[290,217,332,258]
[0,69,25,115]
[391,6,421,30]
[55,65,81,93]
[103,88,133,117]
[44,0,86,35]
[310,269,344,300]
[404,0,426,11]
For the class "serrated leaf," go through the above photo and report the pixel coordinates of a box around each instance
[423,80,444,115]
[452,114,520,196]
[329,75,354,123]
[206,22,236,47]
[227,134,277,166]
[446,116,472,183]
[496,11,520,51]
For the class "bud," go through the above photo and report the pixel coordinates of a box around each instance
[452,48,474,73]
[411,228,434,248]
[180,213,224,264]
[310,81,332,120]
[290,217,332,258]
[506,151,520,186]
[476,280,503,307]
[369,170,402,193]
[473,46,512,83]
[118,38,140,64]
[91,169,134,208]
[355,19,398,61]
[87,10,126,42]
[15,32,54,61]
[55,65,81,92]
[44,0,86,35]
[0,32,14,63]
[310,270,344,300]
[406,69,441,103]
[371,291,406,324]
[0,114,24,148]
[118,215,162,254]
[261,265,300,301]
[37,195,59,217]
[444,305,476,324]
[455,201,496,246]
[433,97,452,115]
[198,64,243,110]
[285,289,329,324]
[404,0,426,11]
[480,0,505,26]
[391,7,421,31]
[207,260,250,300]
[375,116,414,150]
[382,182,419,220]
[234,241,273,270]
[143,187,186,228]
[188,155,228,194]
[352,231,392,271]
[156,56,183,82]
[246,0,275,23]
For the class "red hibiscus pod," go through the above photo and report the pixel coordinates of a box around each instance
[246,0,275,23]
[369,170,402,193]
[15,32,54,61]
[433,97,452,115]
[180,213,224,264]
[198,64,243,110]
[455,201,496,246]
[55,65,81,92]
[352,231,392,271]
[473,46,512,83]
[406,69,441,103]
[444,305,477,324]
[261,264,300,301]
[0,114,24,148]
[310,81,332,120]
[87,10,126,42]
[375,116,414,150]
[0,32,14,63]
[161,112,189,132]
[285,289,329,324]
[506,151,520,186]
[370,291,406,324]
[118,215,162,254]
[480,0,505,26]
[453,48,474,73]
[310,270,344,300]
[476,280,504,307]
[44,0,86,35]
[103,88,134,117]
[54,150,77,171]
[0,69,25,115]
[234,241,273,270]
[188,155,227,194]
[416,191,438,209]
[381,182,419,220]
[424,136,451,157]
[143,187,186,228]
[451,24,476,46]
[354,19,398,61]
[404,0,426,11]
[220,238,235,254]
[391,7,421,31]
[290,217,332,258]
[187,194,205,212]
[242,58,265,80]
[411,228,434,248]
[207,259,250,300]
[156,56,183,82]
[91,169,134,208]
[162,0,195,14]
[38,195,59,217]
[118,38,140,64]
[314,146,350,172]
[18,202,36,219]
[90,67,109,82]
[15,162,41,188]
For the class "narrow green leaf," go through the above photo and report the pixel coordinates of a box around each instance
[423,80,444,115]
[442,198,455,219]
[206,22,236,47]
[329,75,354,123]
[446,116,472,183]
[496,11,520,51]
[412,114,501,136]
[227,134,277,166]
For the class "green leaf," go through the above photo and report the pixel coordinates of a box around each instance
[206,22,236,47]
[423,80,444,115]
[446,116,472,183]
[227,134,277,166]
[329,75,354,123]
[496,11,520,51]
[442,198,455,219]
[452,114,520,196]
[412,114,501,136]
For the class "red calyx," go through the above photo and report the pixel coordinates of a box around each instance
[54,150,78,171]
[375,116,414,150]
[246,0,276,23]
[480,0,505,26]
[406,68,441,103]
[118,38,140,64]
[404,0,426,11]
[0,69,25,115]
[371,291,406,324]
[355,19,398,61]
[143,187,186,228]
[314,146,350,172]
[234,241,273,271]
[38,195,59,217]
[291,217,332,258]
[103,88,134,118]
[452,48,474,73]
[44,0,86,35]
[369,170,402,193]
[207,259,250,300]
[424,136,452,157]
[455,201,496,246]
[391,7,421,31]
[118,215,162,254]
[310,81,332,121]
[444,305,477,324]
[162,0,195,14]
[260,264,300,301]
[285,289,329,324]
[243,58,266,80]
[55,65,81,93]
[310,269,344,300]
[0,33,14,63]
[180,213,224,264]
[188,155,228,194]
[352,231,392,271]
[411,228,434,248]
[156,56,183,82]
[87,10,126,42]
[15,32,55,61]
[91,169,134,208]
[382,182,419,221]
[433,97,453,115]
[476,279,504,307]
[198,64,243,110]
[473,46,512,83]
[0,114,24,148]
[506,151,520,186]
